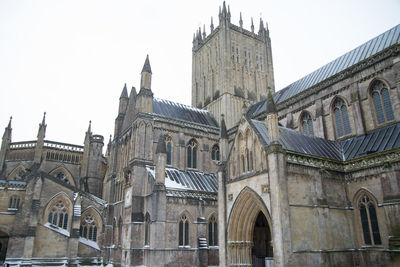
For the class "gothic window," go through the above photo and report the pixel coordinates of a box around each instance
[80,213,98,242]
[211,144,220,161]
[208,215,218,246]
[358,194,382,246]
[47,199,69,230]
[186,139,198,169]
[166,136,172,165]
[8,196,21,210]
[56,172,70,184]
[371,80,394,124]
[178,214,189,246]
[333,98,351,138]
[300,112,314,136]
[145,213,150,246]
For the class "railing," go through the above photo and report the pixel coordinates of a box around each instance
[44,140,84,152]
[9,141,36,149]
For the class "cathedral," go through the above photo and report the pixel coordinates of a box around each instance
[0,2,400,267]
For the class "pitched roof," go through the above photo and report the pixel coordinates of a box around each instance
[251,120,400,161]
[341,122,400,160]
[153,98,218,127]
[248,24,400,118]
[146,166,217,193]
[251,120,343,160]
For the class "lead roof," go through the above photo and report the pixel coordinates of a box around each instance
[248,24,400,118]
[153,98,218,127]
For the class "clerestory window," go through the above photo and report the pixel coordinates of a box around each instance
[371,80,394,124]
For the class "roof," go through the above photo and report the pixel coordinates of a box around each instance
[146,166,217,193]
[248,24,400,118]
[251,120,400,161]
[153,98,218,127]
[251,120,343,160]
[341,122,400,160]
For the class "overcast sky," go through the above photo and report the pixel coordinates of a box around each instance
[1,0,399,146]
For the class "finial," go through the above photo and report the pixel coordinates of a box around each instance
[88,120,92,132]
[141,55,152,74]
[210,17,214,32]
[239,12,243,28]
[251,17,254,33]
[193,33,195,43]
[203,24,206,39]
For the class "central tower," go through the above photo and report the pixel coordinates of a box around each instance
[192,2,275,129]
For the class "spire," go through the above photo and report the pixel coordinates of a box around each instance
[84,120,92,144]
[219,114,228,139]
[202,24,206,39]
[266,88,277,114]
[106,134,112,156]
[239,12,243,28]
[251,18,254,33]
[2,116,12,140]
[227,5,231,21]
[0,116,13,172]
[210,17,214,32]
[141,54,152,74]
[156,134,166,154]
[222,1,227,14]
[120,83,128,98]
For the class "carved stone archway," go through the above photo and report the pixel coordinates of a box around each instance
[227,187,273,266]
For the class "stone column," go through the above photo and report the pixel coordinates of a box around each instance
[218,164,227,267]
[267,144,292,267]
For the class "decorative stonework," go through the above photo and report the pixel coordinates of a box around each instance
[261,184,270,194]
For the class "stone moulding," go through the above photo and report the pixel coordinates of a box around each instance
[286,149,400,176]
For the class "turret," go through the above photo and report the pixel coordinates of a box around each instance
[155,134,167,185]
[266,89,279,143]
[0,117,12,172]
[137,55,154,113]
[34,112,46,164]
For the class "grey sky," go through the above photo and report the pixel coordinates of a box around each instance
[1,0,399,145]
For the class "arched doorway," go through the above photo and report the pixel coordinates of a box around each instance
[227,187,273,267]
[0,230,9,264]
[252,211,273,267]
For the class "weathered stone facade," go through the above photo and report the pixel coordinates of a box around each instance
[1,2,400,267]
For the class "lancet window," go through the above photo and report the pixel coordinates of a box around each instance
[371,80,394,124]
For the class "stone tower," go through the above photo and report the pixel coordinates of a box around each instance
[192,1,275,129]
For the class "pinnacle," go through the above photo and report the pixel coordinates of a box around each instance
[120,83,128,98]
[141,55,152,74]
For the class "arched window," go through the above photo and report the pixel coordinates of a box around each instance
[8,196,21,210]
[358,193,381,246]
[300,112,314,136]
[371,80,394,124]
[145,213,150,246]
[211,144,220,161]
[47,199,69,230]
[178,214,189,246]
[208,215,218,246]
[186,139,198,169]
[80,213,99,242]
[333,98,351,138]
[56,172,70,184]
[166,136,172,165]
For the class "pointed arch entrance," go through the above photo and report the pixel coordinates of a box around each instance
[227,187,273,267]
